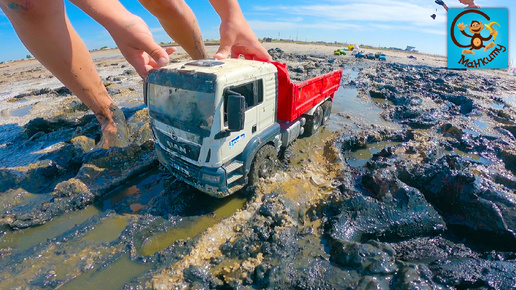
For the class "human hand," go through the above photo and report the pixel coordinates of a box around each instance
[491,28,498,37]
[107,15,176,79]
[457,22,466,31]
[214,17,271,61]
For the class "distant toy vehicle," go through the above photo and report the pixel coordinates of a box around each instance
[355,52,365,59]
[366,53,375,60]
[334,49,346,55]
[378,54,386,61]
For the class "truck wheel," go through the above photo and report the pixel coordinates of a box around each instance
[322,100,332,125]
[249,145,278,185]
[305,105,323,136]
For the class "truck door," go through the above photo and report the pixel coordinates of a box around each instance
[222,80,263,160]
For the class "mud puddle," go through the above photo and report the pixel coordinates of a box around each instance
[59,254,152,290]
[0,165,249,288]
[0,205,101,253]
[139,193,247,256]
[328,76,400,133]
[344,141,402,168]
[266,127,341,205]
[0,167,164,250]
[451,148,491,165]
[10,104,33,117]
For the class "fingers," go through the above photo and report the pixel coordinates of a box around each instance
[142,42,171,67]
[250,46,272,61]
[129,55,150,80]
[214,46,231,60]
[165,47,177,56]
[132,47,176,80]
[239,47,271,61]
[216,44,271,61]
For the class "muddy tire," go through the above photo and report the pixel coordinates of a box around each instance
[322,100,332,125]
[249,144,278,185]
[305,105,323,136]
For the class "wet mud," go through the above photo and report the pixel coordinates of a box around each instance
[0,44,515,288]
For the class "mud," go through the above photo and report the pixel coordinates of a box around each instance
[0,43,515,288]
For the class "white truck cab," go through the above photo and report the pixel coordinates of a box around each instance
[146,59,281,196]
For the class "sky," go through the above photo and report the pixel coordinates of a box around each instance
[0,0,514,65]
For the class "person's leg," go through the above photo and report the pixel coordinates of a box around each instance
[0,0,128,148]
[138,0,207,59]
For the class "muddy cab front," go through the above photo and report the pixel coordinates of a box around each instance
[144,59,279,197]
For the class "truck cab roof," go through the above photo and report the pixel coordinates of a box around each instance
[154,59,279,80]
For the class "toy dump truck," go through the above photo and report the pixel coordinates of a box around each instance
[144,59,343,197]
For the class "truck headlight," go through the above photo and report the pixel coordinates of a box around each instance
[202,173,221,183]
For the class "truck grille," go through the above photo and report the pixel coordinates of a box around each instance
[154,129,201,161]
[158,142,200,183]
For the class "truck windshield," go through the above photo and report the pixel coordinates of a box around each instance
[148,84,215,137]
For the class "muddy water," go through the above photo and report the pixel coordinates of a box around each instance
[0,165,250,288]
[328,78,399,132]
[0,205,101,253]
[10,104,33,117]
[344,141,402,168]
[59,255,153,290]
[139,195,247,256]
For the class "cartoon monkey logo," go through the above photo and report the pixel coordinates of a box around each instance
[451,10,499,55]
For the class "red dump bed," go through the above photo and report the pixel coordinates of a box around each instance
[273,62,343,122]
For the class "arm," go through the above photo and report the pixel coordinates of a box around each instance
[0,0,110,110]
[209,0,271,61]
[481,34,493,41]
[460,29,472,38]
[137,0,207,60]
[70,0,175,79]
[0,0,128,148]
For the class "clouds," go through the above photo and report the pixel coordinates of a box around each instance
[248,20,362,31]
[243,0,452,55]
[250,0,447,36]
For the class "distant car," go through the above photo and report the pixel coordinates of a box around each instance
[355,52,365,59]
[366,53,375,60]
[378,54,386,61]
[334,49,346,56]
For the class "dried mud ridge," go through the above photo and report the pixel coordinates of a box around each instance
[0,48,515,288]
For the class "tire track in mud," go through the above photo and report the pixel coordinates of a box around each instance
[148,130,345,289]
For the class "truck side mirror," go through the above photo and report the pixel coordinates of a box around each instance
[227,93,245,132]
[143,82,148,106]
